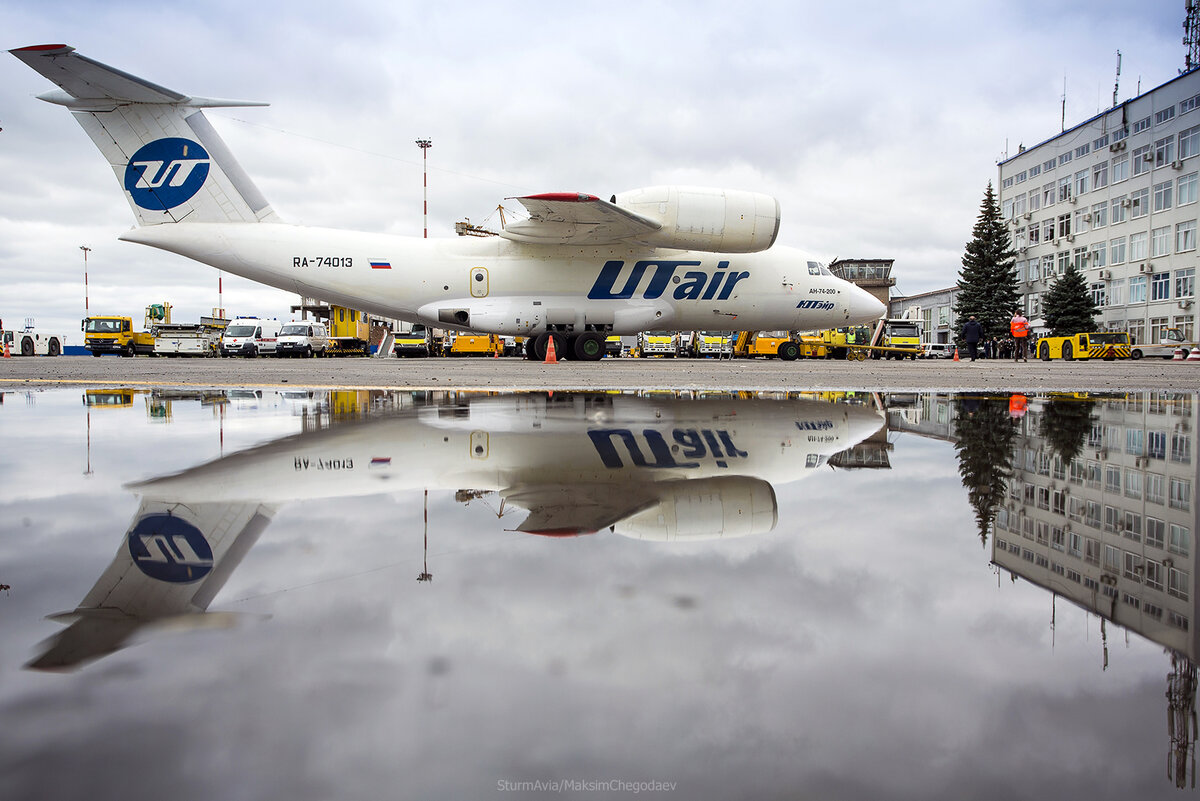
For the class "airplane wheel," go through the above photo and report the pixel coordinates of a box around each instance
[524,338,539,360]
[535,332,566,360]
[573,333,604,361]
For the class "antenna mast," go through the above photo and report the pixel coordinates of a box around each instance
[1187,1,1200,72]
[1112,50,1122,107]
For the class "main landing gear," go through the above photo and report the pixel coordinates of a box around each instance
[523,332,605,361]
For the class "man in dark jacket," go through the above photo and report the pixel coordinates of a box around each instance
[961,315,984,361]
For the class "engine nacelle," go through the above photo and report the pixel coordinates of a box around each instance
[612,186,780,253]
[613,476,778,542]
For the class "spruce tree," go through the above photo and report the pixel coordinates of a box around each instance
[954,183,1020,339]
[1042,263,1098,336]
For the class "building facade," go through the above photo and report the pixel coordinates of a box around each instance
[889,287,958,345]
[998,69,1200,344]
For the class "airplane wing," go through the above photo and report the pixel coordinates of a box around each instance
[502,482,658,536]
[500,192,663,246]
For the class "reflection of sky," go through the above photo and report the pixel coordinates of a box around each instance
[0,389,1186,800]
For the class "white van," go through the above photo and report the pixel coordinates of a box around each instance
[220,317,282,357]
[275,321,329,358]
[921,343,954,359]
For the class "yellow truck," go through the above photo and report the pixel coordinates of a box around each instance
[818,326,872,359]
[327,305,371,355]
[1036,331,1131,361]
[82,315,156,356]
[733,331,800,360]
[393,324,432,357]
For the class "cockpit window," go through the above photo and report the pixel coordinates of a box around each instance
[807,260,832,276]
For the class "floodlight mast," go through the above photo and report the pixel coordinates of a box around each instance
[416,138,432,239]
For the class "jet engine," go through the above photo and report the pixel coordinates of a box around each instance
[613,476,778,542]
[612,186,780,253]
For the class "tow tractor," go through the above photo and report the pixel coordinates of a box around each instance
[1,318,66,356]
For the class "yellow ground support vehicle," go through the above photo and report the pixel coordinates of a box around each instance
[326,305,370,355]
[690,331,733,358]
[393,324,432,357]
[635,331,681,357]
[1037,331,1131,361]
[796,335,828,358]
[879,319,921,359]
[733,331,800,360]
[818,326,872,359]
[82,315,156,356]
[446,332,503,356]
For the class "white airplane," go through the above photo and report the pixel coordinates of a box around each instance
[12,44,886,361]
[27,392,885,669]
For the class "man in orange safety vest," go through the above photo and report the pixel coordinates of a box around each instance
[1010,312,1030,362]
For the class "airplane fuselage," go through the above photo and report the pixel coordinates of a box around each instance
[122,224,879,335]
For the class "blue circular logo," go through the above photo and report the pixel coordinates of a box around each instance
[127,513,214,583]
[123,138,211,210]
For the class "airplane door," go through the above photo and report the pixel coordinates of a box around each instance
[470,267,489,298]
[470,431,489,460]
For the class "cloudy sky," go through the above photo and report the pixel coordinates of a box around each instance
[0,1,1189,333]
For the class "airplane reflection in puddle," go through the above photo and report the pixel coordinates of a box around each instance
[29,391,886,671]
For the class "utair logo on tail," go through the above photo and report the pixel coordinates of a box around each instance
[123,137,210,210]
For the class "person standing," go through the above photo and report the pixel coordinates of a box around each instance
[1010,311,1030,362]
[961,315,984,361]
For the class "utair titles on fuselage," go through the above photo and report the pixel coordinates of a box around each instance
[12,44,885,360]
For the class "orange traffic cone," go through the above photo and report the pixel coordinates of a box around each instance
[2,340,9,358]
[543,335,558,365]
[953,347,960,362]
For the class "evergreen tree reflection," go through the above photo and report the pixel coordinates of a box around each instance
[1038,393,1096,466]
[953,394,1017,546]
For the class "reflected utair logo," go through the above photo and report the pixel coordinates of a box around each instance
[127,513,214,583]
[123,137,211,210]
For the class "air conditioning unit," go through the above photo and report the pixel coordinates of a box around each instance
[1100,269,1112,279]
[1139,263,1149,272]
[1173,160,1184,170]
[1066,234,1075,242]
[1121,198,1132,207]
[1069,196,1077,204]
[1024,212,1032,220]
[1180,299,1194,309]
[1084,213,1092,222]
[1143,152,1155,161]
[1110,143,1120,152]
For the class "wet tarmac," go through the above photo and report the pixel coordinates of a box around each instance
[2,387,1199,799]
[2,353,1199,392]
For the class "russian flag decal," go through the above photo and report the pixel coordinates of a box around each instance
[370,260,391,270]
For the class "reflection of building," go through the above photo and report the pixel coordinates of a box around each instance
[990,392,1200,787]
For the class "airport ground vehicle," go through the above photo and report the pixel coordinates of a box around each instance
[152,309,228,357]
[82,315,156,356]
[733,331,798,360]
[605,335,624,357]
[691,331,733,358]
[446,332,503,356]
[1037,331,1131,361]
[818,326,873,359]
[635,331,681,357]
[1,318,65,356]
[275,321,329,357]
[394,324,432,357]
[326,306,371,355]
[796,335,828,358]
[877,319,921,359]
[1130,327,1197,359]
[220,317,281,357]
[921,343,954,359]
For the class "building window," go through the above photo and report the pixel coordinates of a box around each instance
[1147,473,1166,505]
[1075,169,1090,196]
[1091,241,1107,267]
[1149,430,1168,459]
[1181,125,1200,160]
[1152,226,1171,258]
[1133,144,1153,176]
[1176,267,1195,297]
[1154,180,1174,212]
[1029,190,1041,212]
[1156,136,1177,168]
[1111,195,1128,224]
[1059,152,1073,167]
[1178,221,1198,253]
[1093,160,1108,189]
[1112,155,1129,183]
[1170,477,1192,511]
[1180,172,1199,205]
[1058,214,1072,239]
[1043,219,1055,242]
[1058,176,1072,203]
[1132,232,1150,262]
[1112,237,1128,265]
[1169,568,1191,601]
[1151,269,1169,299]
[1173,432,1193,463]
[1091,202,1107,228]
[1130,187,1150,218]
[1133,116,1153,134]
[1109,276,1123,304]
[1129,318,1145,344]
[1091,282,1106,306]
[1031,163,1042,178]
[1159,107,1178,125]
[1125,468,1143,499]
[1043,182,1056,208]
[1185,94,1200,114]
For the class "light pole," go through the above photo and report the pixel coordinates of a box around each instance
[79,245,91,312]
[416,138,431,238]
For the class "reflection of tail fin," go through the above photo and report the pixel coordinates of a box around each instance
[10,44,278,226]
[26,499,274,671]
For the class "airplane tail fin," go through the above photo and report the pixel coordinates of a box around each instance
[11,44,278,226]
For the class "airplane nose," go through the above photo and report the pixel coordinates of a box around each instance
[847,285,886,325]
